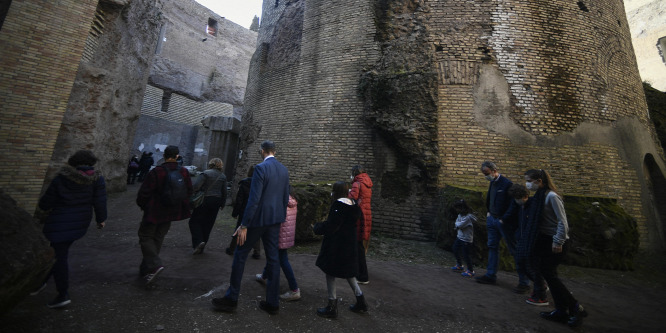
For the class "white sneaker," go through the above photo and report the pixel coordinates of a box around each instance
[279,289,301,301]
[255,274,266,285]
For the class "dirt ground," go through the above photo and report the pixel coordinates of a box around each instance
[2,185,665,332]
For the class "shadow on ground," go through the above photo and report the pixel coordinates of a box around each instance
[1,186,664,332]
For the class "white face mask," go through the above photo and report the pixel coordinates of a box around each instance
[485,174,494,181]
[525,181,538,191]
[515,199,525,206]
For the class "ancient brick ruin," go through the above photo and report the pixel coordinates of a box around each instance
[235,0,666,250]
[1,0,665,251]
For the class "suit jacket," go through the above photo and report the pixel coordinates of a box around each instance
[240,156,290,228]
[485,174,513,220]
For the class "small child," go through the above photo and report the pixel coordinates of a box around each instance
[450,199,476,277]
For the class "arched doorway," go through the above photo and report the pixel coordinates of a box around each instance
[644,154,666,250]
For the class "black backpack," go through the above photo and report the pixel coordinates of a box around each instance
[161,166,188,207]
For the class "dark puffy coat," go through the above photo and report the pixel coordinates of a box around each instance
[39,165,107,243]
[136,162,193,224]
[349,172,373,241]
[314,199,362,278]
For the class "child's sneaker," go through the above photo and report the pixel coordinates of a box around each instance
[461,270,475,277]
[525,296,550,306]
[450,265,464,272]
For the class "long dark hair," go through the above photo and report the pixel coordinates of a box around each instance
[525,169,558,194]
[331,181,349,203]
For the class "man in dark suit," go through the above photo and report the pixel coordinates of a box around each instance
[212,140,290,315]
[476,161,514,285]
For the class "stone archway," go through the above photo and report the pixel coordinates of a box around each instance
[644,153,666,250]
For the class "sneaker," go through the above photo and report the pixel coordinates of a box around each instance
[357,280,369,285]
[252,252,261,260]
[280,289,301,301]
[144,266,165,286]
[475,274,496,284]
[461,270,475,277]
[450,265,464,272]
[513,284,531,294]
[526,296,550,306]
[47,293,71,309]
[30,283,47,296]
[193,242,206,255]
[255,273,266,285]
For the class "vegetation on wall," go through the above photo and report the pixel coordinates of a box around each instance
[436,185,639,271]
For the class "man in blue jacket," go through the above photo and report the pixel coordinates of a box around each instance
[212,140,290,315]
[476,161,514,285]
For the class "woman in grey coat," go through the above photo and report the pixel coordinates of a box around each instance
[189,158,227,254]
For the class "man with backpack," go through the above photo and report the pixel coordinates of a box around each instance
[136,145,193,286]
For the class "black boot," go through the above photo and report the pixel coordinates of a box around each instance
[350,294,368,313]
[316,299,338,318]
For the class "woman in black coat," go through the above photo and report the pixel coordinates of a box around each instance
[37,150,107,309]
[313,181,367,318]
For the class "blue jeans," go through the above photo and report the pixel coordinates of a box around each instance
[501,223,530,286]
[224,224,280,306]
[452,238,474,271]
[485,215,503,279]
[262,248,298,291]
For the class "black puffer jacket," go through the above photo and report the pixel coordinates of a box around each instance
[314,199,362,278]
[39,165,107,243]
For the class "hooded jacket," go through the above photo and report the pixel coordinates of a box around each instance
[349,172,373,241]
[39,165,107,243]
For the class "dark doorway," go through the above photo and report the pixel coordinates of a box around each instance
[644,154,666,249]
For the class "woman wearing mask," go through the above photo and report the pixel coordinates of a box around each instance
[524,169,587,328]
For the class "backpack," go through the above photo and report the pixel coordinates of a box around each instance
[161,166,188,207]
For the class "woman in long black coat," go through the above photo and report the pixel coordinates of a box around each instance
[37,150,107,309]
[313,181,367,318]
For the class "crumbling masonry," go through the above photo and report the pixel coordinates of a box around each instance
[235,0,666,250]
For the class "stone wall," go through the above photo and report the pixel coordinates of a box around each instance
[150,0,257,106]
[236,0,666,249]
[0,0,99,211]
[625,0,666,91]
[43,0,163,194]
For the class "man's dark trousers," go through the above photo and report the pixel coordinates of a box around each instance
[224,224,281,306]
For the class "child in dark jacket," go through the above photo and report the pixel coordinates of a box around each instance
[313,181,368,318]
[226,166,260,257]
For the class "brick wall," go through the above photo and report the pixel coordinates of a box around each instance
[235,0,664,247]
[0,0,98,211]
